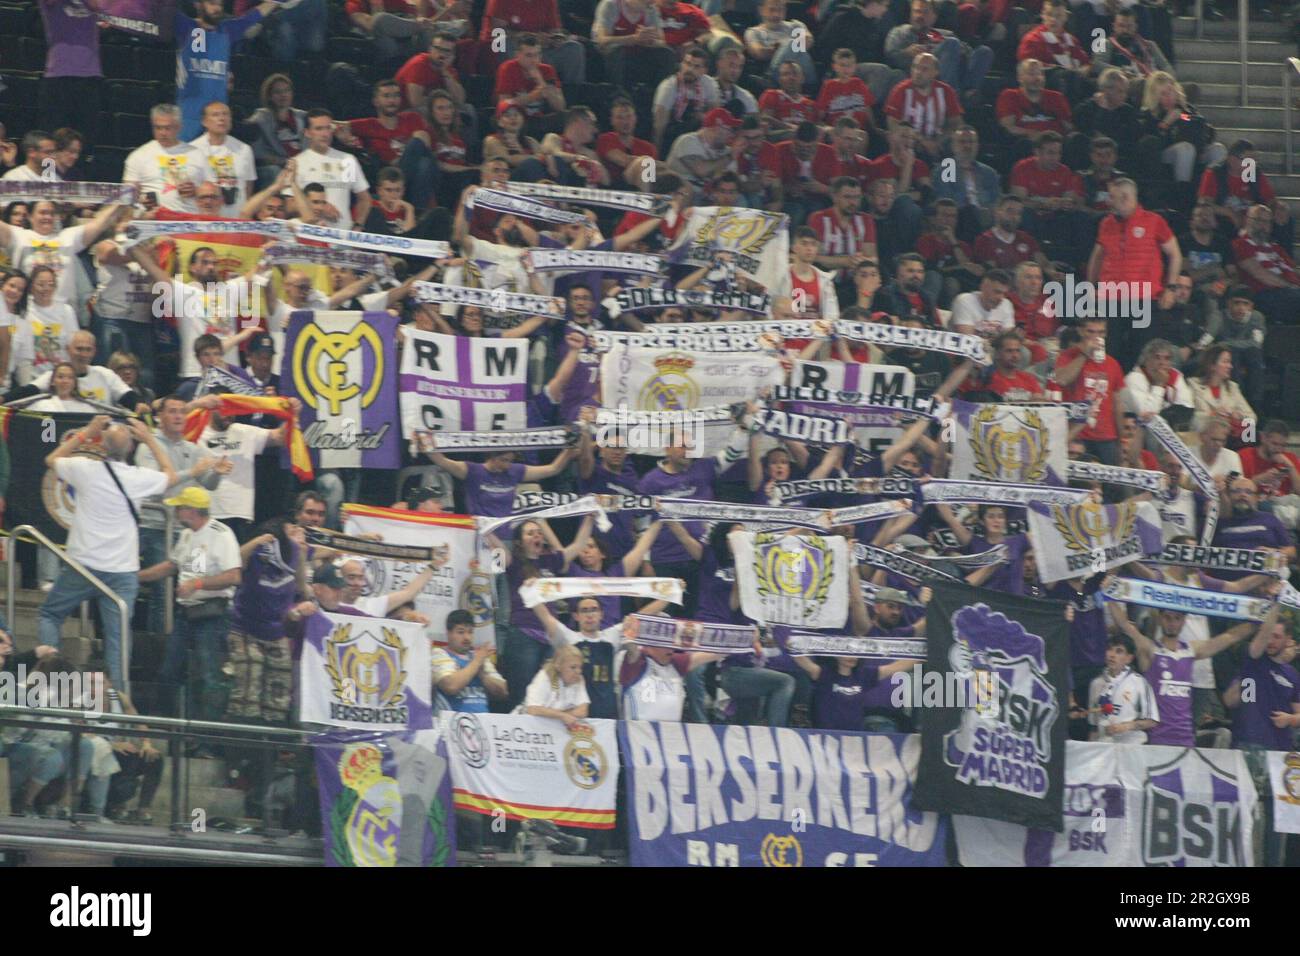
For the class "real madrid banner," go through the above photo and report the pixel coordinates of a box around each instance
[314,728,457,867]
[1267,751,1300,834]
[620,723,947,867]
[600,344,783,423]
[913,581,1071,832]
[949,400,1069,485]
[2,410,97,544]
[279,310,401,470]
[730,529,850,629]
[299,610,434,731]
[953,742,1259,865]
[400,328,529,436]
[1028,500,1164,584]
[668,206,790,290]
[342,504,496,648]
[446,712,620,829]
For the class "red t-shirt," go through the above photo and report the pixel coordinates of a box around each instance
[1055,348,1125,441]
[806,208,876,258]
[1096,207,1174,290]
[595,131,657,180]
[864,153,931,185]
[1009,290,1057,340]
[395,54,459,109]
[1196,166,1276,209]
[758,89,819,127]
[824,151,872,189]
[1010,157,1083,199]
[973,229,1040,270]
[656,1,711,46]
[1231,234,1300,292]
[972,368,1044,401]
[348,112,430,166]
[432,135,468,165]
[1017,25,1091,70]
[616,209,684,245]
[915,231,971,270]
[883,79,962,139]
[495,58,562,117]
[815,76,876,128]
[789,269,822,318]
[996,88,1072,135]
[764,140,838,188]
[481,0,560,38]
[1240,446,1300,496]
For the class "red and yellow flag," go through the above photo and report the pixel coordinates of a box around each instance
[184,394,314,482]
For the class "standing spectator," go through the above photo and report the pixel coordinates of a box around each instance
[1086,178,1181,369]
[9,265,75,387]
[246,74,307,188]
[652,46,721,154]
[493,34,567,138]
[883,53,962,162]
[1017,0,1093,101]
[522,645,589,727]
[39,417,178,689]
[745,0,817,85]
[37,0,104,155]
[1213,477,1295,564]
[431,609,509,713]
[1053,316,1126,463]
[483,0,586,84]
[140,486,242,723]
[0,196,122,316]
[534,597,642,719]
[175,0,279,141]
[1230,204,1300,326]
[885,0,991,95]
[1086,634,1159,744]
[592,0,676,91]
[123,105,213,216]
[775,226,840,321]
[192,103,257,220]
[292,110,372,230]
[620,621,726,721]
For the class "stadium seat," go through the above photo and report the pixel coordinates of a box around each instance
[570,83,616,117]
[0,105,39,140]
[107,80,165,117]
[15,37,46,73]
[463,74,494,106]
[112,113,153,148]
[88,146,131,183]
[138,48,175,83]
[100,43,138,79]
[326,37,373,66]
[0,5,27,39]
[0,72,40,107]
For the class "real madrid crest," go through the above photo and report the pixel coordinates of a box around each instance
[563,723,607,790]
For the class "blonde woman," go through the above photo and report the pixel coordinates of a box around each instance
[520,644,589,727]
[1139,72,1225,187]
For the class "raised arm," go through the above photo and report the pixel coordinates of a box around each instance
[426,450,470,480]
[621,520,664,575]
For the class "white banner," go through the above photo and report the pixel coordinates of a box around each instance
[342,504,496,648]
[1267,751,1300,834]
[599,344,782,425]
[669,206,790,290]
[950,401,1070,485]
[399,328,529,436]
[445,712,620,829]
[954,742,1259,866]
[730,529,850,628]
[299,610,433,730]
[1028,500,1165,584]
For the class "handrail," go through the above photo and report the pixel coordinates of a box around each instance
[139,500,176,635]
[1287,59,1300,175]
[6,525,132,697]
[1239,0,1249,106]
[0,703,311,741]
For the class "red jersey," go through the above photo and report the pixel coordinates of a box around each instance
[595,131,657,180]
[616,209,684,245]
[1009,290,1057,340]
[1240,446,1300,497]
[915,231,971,270]
[1197,166,1276,209]
[395,54,459,109]
[789,268,822,318]
[348,112,430,166]
[1231,234,1300,292]
[864,153,931,185]
[758,88,819,126]
[481,0,560,39]
[973,229,1040,270]
[883,79,962,139]
[764,140,838,188]
[655,1,711,46]
[975,368,1044,401]
[1010,157,1083,199]
[815,76,876,128]
[1096,207,1174,290]
[824,151,872,188]
[1055,348,1125,441]
[806,208,876,258]
[432,135,468,165]
[1017,25,1091,70]
[495,58,561,117]
[996,88,1072,135]
[604,0,655,34]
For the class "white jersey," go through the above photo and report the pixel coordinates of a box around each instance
[1088,667,1159,745]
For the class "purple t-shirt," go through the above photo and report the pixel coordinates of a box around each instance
[968,533,1030,595]
[229,538,299,641]
[557,343,602,425]
[465,461,527,539]
[1049,577,1107,668]
[508,552,566,643]
[1231,654,1300,749]
[42,0,102,78]
[812,661,882,731]
[638,458,719,564]
[1144,642,1196,746]
[565,558,624,626]
[1211,510,1293,580]
[578,460,640,555]
[696,548,738,625]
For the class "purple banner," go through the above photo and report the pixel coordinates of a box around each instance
[98,0,177,40]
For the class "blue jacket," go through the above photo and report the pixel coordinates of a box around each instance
[930,160,1002,210]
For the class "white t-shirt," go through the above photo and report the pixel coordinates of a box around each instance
[171,517,242,603]
[122,140,212,214]
[344,593,390,618]
[94,243,155,323]
[1087,666,1159,745]
[171,278,248,379]
[55,456,169,572]
[293,148,369,230]
[11,302,76,383]
[192,133,257,218]
[196,422,271,521]
[621,654,689,721]
[26,395,100,413]
[1,165,50,182]
[523,669,591,712]
[268,290,329,364]
[439,239,528,325]
[31,365,131,405]
[1198,446,1243,482]
[552,622,624,650]
[1157,487,1198,539]
[6,225,89,306]
[652,75,722,118]
[950,292,1015,338]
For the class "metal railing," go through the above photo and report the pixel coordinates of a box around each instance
[1287,58,1300,174]
[1192,0,1250,105]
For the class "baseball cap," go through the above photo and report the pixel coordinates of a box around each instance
[496,100,523,120]
[313,563,346,590]
[703,108,741,130]
[248,332,276,354]
[873,587,909,604]
[164,486,211,509]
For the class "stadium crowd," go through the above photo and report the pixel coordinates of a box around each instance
[0,0,1296,860]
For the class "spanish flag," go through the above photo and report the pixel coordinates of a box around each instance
[184,394,314,482]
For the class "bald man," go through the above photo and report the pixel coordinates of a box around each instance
[7,330,149,414]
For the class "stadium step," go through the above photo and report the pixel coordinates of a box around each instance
[1176,37,1291,60]
[1173,14,1291,40]
[1175,59,1294,85]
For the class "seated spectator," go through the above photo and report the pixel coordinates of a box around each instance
[886,0,991,95]
[1214,476,1295,563]
[1,130,55,182]
[596,98,662,189]
[1206,289,1267,412]
[10,329,145,413]
[1079,136,1127,220]
[915,198,981,305]
[666,107,740,197]
[825,118,872,191]
[1187,344,1257,439]
[758,61,819,139]
[398,31,468,118]
[816,48,880,144]
[974,194,1055,277]
[652,46,721,155]
[1009,132,1089,265]
[1231,205,1300,327]
[1017,0,1094,101]
[734,116,779,208]
[493,33,567,139]
[807,177,877,292]
[592,0,677,91]
[873,252,940,327]
[865,177,923,269]
[763,120,834,222]
[1239,420,1300,503]
[1137,72,1225,204]
[22,361,100,413]
[1008,260,1059,364]
[345,0,440,65]
[929,125,999,241]
[997,59,1073,160]
[336,78,437,212]
[655,0,712,49]
[10,265,74,387]
[107,353,155,409]
[1072,68,1143,169]
[1139,271,1208,368]
[775,226,839,321]
[483,101,543,174]
[884,52,962,162]
[979,329,1045,400]
[1193,417,1242,482]
[481,0,587,85]
[819,0,892,92]
[245,74,306,188]
[1180,198,1236,310]
[1119,337,1194,426]
[1094,9,1173,101]
[950,269,1014,339]
[713,46,759,117]
[745,0,818,85]
[866,123,931,208]
[843,260,884,313]
[521,642,590,726]
[1198,139,1294,251]
[427,91,478,204]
